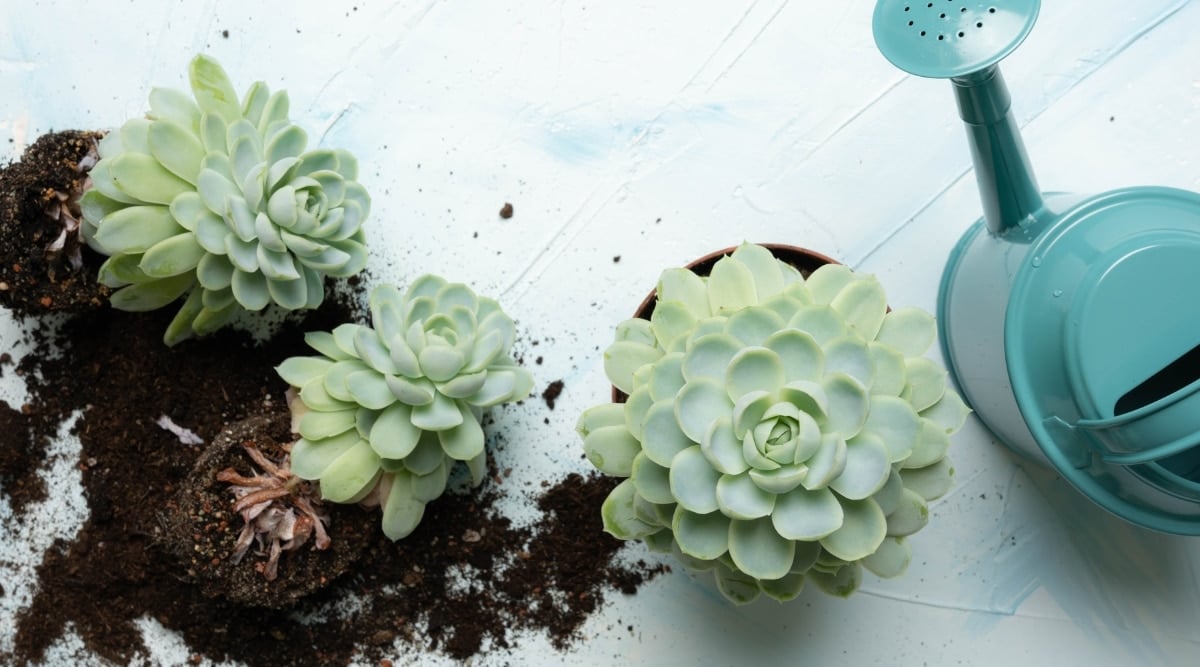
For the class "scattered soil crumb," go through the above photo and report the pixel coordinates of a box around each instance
[499,202,514,219]
[542,380,565,411]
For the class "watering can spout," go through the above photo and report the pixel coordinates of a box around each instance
[952,67,1044,235]
[871,0,1045,234]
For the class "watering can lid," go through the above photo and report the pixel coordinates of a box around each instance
[1006,188,1200,515]
[873,0,1040,79]
[1065,237,1200,418]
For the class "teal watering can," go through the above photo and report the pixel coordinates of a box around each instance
[873,0,1200,533]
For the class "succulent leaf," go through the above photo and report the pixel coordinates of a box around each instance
[701,417,750,475]
[731,242,786,301]
[714,563,761,605]
[905,357,949,412]
[885,489,930,537]
[905,418,952,469]
[640,401,693,467]
[630,453,674,504]
[716,472,777,519]
[672,507,730,560]
[728,517,795,580]
[899,458,955,502]
[771,486,843,541]
[820,497,887,562]
[668,446,721,514]
[810,562,862,597]
[369,403,421,459]
[675,379,732,444]
[862,537,912,578]
[92,205,182,255]
[584,425,642,477]
[762,571,807,601]
[317,439,382,504]
[290,431,360,480]
[109,273,194,312]
[876,307,937,357]
[603,479,661,540]
[380,472,427,541]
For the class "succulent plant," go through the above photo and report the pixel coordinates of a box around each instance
[79,55,370,345]
[276,276,535,539]
[578,243,970,604]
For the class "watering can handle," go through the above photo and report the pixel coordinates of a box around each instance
[1073,412,1200,466]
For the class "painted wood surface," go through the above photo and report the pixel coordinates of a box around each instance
[2,1,1199,664]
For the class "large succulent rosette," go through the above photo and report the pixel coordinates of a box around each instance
[578,243,969,604]
[277,276,534,540]
[80,55,369,345]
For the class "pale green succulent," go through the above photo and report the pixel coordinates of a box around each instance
[79,55,370,345]
[276,276,535,540]
[578,243,970,604]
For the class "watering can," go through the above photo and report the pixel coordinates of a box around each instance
[873,0,1200,534]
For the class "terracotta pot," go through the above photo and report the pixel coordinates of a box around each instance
[612,243,842,403]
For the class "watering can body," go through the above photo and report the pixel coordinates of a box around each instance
[874,0,1200,533]
[940,189,1200,534]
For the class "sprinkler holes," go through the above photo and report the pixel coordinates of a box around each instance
[902,0,990,36]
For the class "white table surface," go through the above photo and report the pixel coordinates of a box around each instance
[3,1,1200,665]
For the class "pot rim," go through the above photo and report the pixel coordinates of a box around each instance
[611,242,841,404]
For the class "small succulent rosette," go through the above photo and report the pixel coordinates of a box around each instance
[80,55,370,344]
[276,276,535,540]
[578,243,970,604]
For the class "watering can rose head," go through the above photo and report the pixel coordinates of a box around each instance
[275,276,534,540]
[79,55,370,345]
[578,243,970,604]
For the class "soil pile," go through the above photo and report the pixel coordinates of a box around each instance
[5,277,665,666]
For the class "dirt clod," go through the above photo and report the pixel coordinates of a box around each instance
[0,130,110,315]
[542,380,565,410]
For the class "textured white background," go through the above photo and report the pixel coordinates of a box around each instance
[3,1,1200,665]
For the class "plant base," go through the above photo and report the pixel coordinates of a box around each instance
[165,410,376,608]
[0,130,111,315]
